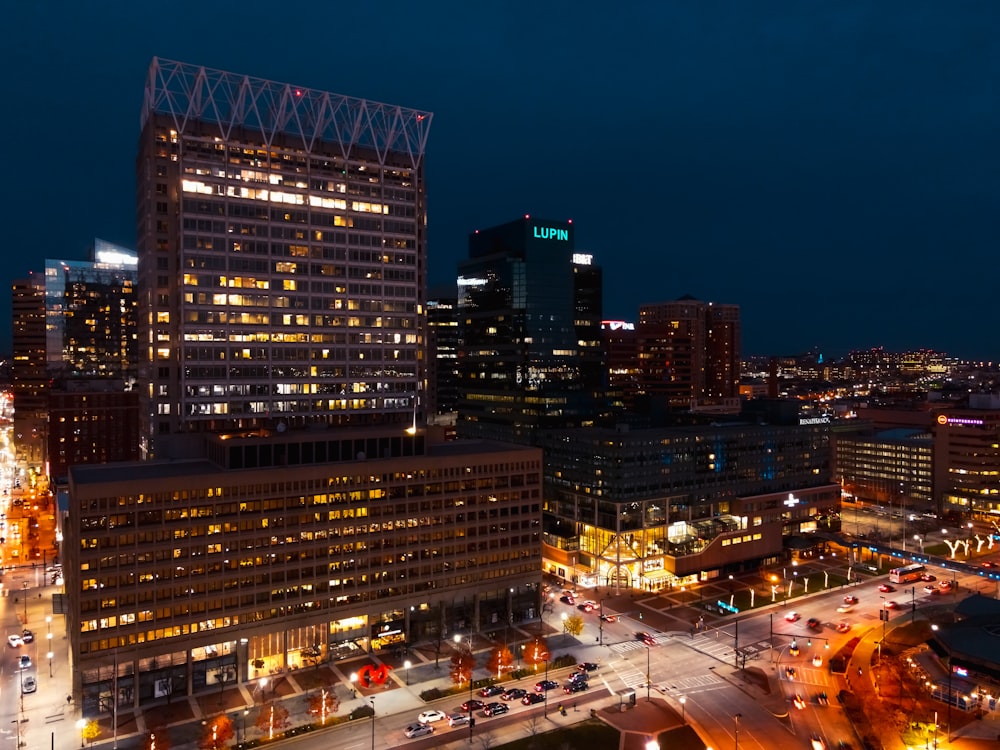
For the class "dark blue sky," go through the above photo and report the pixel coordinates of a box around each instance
[3,2,999,359]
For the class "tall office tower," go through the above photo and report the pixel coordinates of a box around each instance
[636,296,741,415]
[44,241,140,482]
[136,58,432,459]
[426,284,460,417]
[456,217,604,443]
[45,240,138,383]
[11,273,47,476]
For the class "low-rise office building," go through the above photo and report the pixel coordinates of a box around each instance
[66,428,542,713]
[536,420,839,591]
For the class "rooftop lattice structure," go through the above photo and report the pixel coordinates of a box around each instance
[141,57,433,168]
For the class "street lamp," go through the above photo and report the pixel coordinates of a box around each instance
[369,697,375,750]
[645,646,651,702]
[404,659,411,685]
[914,534,924,554]
[47,650,53,678]
[561,612,568,633]
[734,712,742,750]
[680,695,686,724]
[76,718,87,747]
[349,672,357,698]
[260,676,268,700]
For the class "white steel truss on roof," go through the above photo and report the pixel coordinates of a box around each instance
[141,57,433,169]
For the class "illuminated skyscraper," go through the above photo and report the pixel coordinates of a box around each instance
[135,58,432,458]
[456,216,604,442]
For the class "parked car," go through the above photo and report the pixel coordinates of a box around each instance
[460,699,484,712]
[403,723,434,739]
[812,655,823,667]
[447,714,470,727]
[938,580,953,590]
[920,573,937,582]
[7,635,22,648]
[568,671,588,684]
[785,666,797,680]
[534,680,558,692]
[521,693,545,705]
[501,688,526,701]
[417,710,446,724]
[793,694,807,710]
[559,595,575,605]
[836,622,851,633]
[564,681,588,694]
[578,662,599,672]
[836,604,854,613]
[816,691,829,706]
[483,702,508,717]
[18,655,31,670]
[923,585,939,594]
[479,685,504,698]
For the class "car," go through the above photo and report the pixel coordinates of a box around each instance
[836,622,851,633]
[811,737,827,750]
[836,605,853,613]
[20,630,33,644]
[21,675,36,694]
[843,595,859,605]
[521,693,545,705]
[479,685,504,698]
[793,694,807,710]
[564,681,588,694]
[920,573,937,582]
[534,679,559,692]
[18,655,31,670]
[878,583,895,593]
[576,602,593,612]
[884,600,898,609]
[807,617,821,630]
[785,612,801,622]
[938,580,953,590]
[460,699,484,712]
[7,635,22,648]
[418,710,447,724]
[785,666,797,680]
[568,671,588,683]
[559,595,575,605]
[483,702,509,717]
[403,723,434,739]
[447,714,470,727]
[812,655,823,667]
[816,691,829,706]
[981,561,996,569]
[599,614,617,623]
[636,631,656,646]
[923,584,939,594]
[501,688,526,701]
[578,662,599,673]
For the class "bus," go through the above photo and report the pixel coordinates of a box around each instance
[889,562,926,584]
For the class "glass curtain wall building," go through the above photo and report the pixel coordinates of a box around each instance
[135,58,432,459]
[456,217,604,443]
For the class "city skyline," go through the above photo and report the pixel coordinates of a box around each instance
[3,3,1000,359]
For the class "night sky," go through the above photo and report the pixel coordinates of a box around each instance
[3,2,999,360]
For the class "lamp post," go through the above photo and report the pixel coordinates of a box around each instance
[349,673,357,699]
[561,612,568,633]
[369,697,375,750]
[598,599,605,645]
[76,718,87,747]
[21,581,27,622]
[915,535,924,554]
[734,712,742,750]
[679,695,686,724]
[404,659,411,686]
[47,650,53,678]
[645,646,651,702]
[260,676,269,700]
